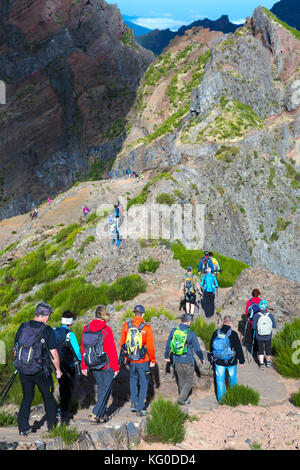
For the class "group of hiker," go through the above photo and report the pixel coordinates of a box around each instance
[8,279,276,436]
[180,251,221,318]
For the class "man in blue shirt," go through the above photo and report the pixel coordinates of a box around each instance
[54,311,81,420]
[165,314,204,405]
[200,267,219,317]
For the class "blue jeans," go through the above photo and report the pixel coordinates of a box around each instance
[215,364,238,402]
[129,362,150,411]
[92,368,114,418]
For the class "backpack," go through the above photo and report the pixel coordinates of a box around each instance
[170,328,190,356]
[212,328,236,362]
[125,321,146,361]
[13,323,48,375]
[82,324,108,370]
[184,274,195,294]
[248,299,261,320]
[108,215,114,225]
[257,311,273,336]
[211,257,220,273]
[54,327,74,365]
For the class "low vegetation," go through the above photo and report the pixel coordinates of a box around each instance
[121,306,176,324]
[46,423,80,446]
[271,318,300,378]
[171,242,249,288]
[138,257,160,274]
[146,395,193,444]
[220,384,260,407]
[190,317,216,350]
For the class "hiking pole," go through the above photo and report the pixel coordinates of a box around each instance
[0,370,19,407]
[250,330,256,362]
[242,320,249,347]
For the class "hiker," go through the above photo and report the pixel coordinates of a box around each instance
[243,289,262,350]
[210,315,245,402]
[251,300,276,370]
[110,221,120,245]
[164,313,204,406]
[81,305,119,423]
[53,311,81,420]
[179,266,201,318]
[13,302,62,437]
[200,268,218,317]
[198,251,214,277]
[120,305,156,416]
[47,198,51,205]
[83,206,90,218]
[209,252,221,278]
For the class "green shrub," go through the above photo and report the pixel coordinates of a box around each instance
[56,223,80,244]
[271,319,300,378]
[171,242,249,288]
[64,258,78,272]
[190,317,216,350]
[146,396,189,444]
[46,423,80,446]
[138,257,160,273]
[291,389,300,407]
[220,384,260,407]
[0,411,18,427]
[156,193,175,206]
[79,235,95,254]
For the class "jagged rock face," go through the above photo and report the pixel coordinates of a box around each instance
[113,8,300,282]
[0,0,154,220]
[252,6,300,82]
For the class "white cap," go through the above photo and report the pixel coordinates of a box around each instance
[61,317,74,326]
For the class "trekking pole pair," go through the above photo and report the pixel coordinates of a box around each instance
[0,370,19,407]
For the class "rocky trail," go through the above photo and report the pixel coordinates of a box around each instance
[0,175,299,450]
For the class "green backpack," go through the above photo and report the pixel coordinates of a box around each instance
[170,328,190,356]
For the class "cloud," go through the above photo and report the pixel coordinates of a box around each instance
[131,17,185,31]
[231,19,245,25]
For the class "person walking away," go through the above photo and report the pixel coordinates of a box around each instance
[179,266,201,318]
[81,305,119,423]
[120,305,156,416]
[200,268,218,317]
[198,251,214,278]
[251,301,276,370]
[13,302,62,436]
[83,206,90,218]
[244,289,262,350]
[209,252,221,278]
[210,315,245,402]
[53,311,81,420]
[165,314,204,405]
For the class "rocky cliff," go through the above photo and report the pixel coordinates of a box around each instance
[0,0,154,220]
[113,7,300,282]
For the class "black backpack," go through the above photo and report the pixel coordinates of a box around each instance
[54,327,74,365]
[82,324,108,370]
[13,323,48,375]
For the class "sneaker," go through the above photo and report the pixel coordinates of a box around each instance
[266,360,272,368]
[136,410,147,417]
[19,427,31,437]
[259,363,265,370]
[88,413,99,423]
[177,400,191,406]
[130,403,137,412]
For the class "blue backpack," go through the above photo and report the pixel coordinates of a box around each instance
[212,328,236,362]
[248,300,261,320]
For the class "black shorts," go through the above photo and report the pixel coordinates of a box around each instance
[185,292,196,304]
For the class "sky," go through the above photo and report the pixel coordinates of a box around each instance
[106,0,276,31]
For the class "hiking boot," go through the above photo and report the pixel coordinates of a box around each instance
[259,363,265,370]
[177,399,191,406]
[130,403,137,412]
[136,410,147,417]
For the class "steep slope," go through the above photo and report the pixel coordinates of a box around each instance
[0,0,154,221]
[135,15,240,56]
[113,8,300,282]
[271,0,300,31]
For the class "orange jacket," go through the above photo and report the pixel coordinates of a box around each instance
[120,316,156,364]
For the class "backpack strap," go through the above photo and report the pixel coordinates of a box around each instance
[138,322,146,332]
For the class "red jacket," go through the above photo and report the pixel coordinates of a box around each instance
[245,297,261,324]
[81,319,119,373]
